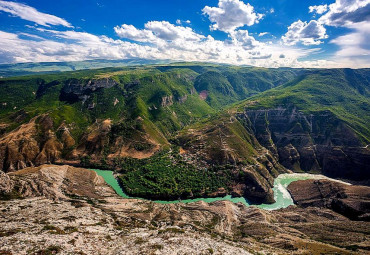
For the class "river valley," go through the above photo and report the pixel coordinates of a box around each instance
[92,169,351,210]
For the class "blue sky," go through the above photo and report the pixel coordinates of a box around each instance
[0,0,369,67]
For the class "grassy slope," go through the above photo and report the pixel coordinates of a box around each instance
[193,67,300,109]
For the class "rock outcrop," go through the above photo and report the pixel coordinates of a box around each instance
[0,114,162,172]
[0,115,67,172]
[3,165,112,200]
[288,179,370,220]
[60,78,118,103]
[240,107,370,181]
[161,95,174,107]
[0,170,13,194]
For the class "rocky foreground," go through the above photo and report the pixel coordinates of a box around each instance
[0,165,369,255]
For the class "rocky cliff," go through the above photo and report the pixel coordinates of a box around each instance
[239,107,370,181]
[60,78,118,103]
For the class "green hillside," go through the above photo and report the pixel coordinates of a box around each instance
[238,68,370,142]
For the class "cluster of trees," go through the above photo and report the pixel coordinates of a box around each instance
[118,150,230,200]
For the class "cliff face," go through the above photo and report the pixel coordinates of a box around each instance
[60,78,118,103]
[240,107,370,181]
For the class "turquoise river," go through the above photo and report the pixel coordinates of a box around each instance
[92,169,350,210]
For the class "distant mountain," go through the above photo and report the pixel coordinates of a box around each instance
[0,64,368,203]
[0,59,173,78]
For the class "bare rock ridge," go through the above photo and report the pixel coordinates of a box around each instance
[240,107,370,181]
[1,165,369,254]
[0,115,68,172]
[288,179,370,221]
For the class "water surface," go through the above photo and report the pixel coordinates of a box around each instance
[92,169,349,210]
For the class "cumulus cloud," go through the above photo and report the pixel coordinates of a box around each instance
[202,0,263,32]
[229,30,259,49]
[176,19,191,25]
[114,21,204,44]
[0,24,329,68]
[0,0,72,27]
[145,21,204,41]
[319,0,370,27]
[309,5,328,15]
[282,20,328,45]
[114,24,156,43]
[311,0,370,66]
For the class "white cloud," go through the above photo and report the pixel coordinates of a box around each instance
[229,30,260,49]
[258,32,269,37]
[282,20,328,46]
[329,21,370,67]
[114,24,156,43]
[319,0,370,27]
[0,25,332,68]
[144,21,204,41]
[0,0,72,27]
[114,21,204,44]
[309,5,328,15]
[202,0,263,32]
[176,19,191,25]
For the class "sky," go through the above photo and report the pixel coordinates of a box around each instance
[0,0,369,68]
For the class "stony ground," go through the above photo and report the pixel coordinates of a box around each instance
[0,198,252,255]
[0,165,369,255]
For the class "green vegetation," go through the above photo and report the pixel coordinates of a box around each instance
[194,67,300,109]
[118,149,231,200]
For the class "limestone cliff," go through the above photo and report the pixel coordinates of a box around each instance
[240,107,370,181]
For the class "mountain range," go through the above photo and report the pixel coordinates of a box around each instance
[0,63,369,204]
